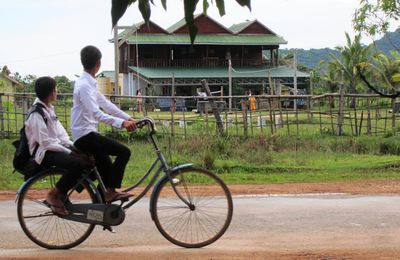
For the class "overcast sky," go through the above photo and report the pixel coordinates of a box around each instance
[1,0,366,79]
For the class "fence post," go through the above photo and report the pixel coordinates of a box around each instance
[201,79,224,136]
[366,97,371,135]
[0,94,4,137]
[392,98,396,135]
[336,84,345,135]
[241,100,248,138]
[170,74,176,137]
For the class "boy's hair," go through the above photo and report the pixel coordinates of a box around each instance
[35,77,56,101]
[80,45,102,70]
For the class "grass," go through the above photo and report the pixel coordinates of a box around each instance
[2,134,400,190]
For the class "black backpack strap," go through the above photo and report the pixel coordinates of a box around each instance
[27,103,48,125]
[26,103,48,157]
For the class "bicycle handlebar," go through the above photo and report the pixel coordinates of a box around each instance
[136,116,156,133]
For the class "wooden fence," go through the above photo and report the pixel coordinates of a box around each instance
[0,92,398,139]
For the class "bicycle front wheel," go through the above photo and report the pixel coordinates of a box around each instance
[152,167,233,248]
[17,170,96,249]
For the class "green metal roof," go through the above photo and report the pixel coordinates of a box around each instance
[126,33,287,45]
[96,71,116,82]
[128,66,309,79]
[229,21,253,33]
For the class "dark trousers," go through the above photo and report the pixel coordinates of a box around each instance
[41,151,92,194]
[74,132,131,189]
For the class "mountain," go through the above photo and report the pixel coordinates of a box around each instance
[277,29,400,70]
[373,29,400,55]
[279,48,339,69]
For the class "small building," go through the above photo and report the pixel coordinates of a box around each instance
[0,66,23,93]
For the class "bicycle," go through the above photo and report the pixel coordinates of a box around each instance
[16,117,233,249]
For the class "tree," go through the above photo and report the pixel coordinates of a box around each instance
[353,0,400,50]
[358,50,400,96]
[111,0,251,43]
[329,32,374,106]
[54,75,73,94]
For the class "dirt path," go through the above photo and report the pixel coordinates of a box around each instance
[2,179,400,201]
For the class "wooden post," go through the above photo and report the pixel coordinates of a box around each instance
[242,100,248,138]
[318,98,322,134]
[0,94,4,137]
[182,109,187,139]
[336,84,345,135]
[384,106,388,133]
[348,112,354,136]
[201,79,224,136]
[170,74,175,137]
[278,97,283,133]
[366,97,371,135]
[235,109,239,135]
[268,98,274,135]
[329,96,334,134]
[359,111,364,135]
[249,107,254,137]
[392,98,396,135]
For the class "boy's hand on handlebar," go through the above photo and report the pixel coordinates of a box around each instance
[123,120,137,132]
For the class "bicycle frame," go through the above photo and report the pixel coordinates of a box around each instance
[70,120,194,215]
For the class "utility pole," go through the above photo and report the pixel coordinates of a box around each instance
[293,49,298,111]
[227,51,232,112]
[113,24,137,96]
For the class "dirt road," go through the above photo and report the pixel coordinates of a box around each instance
[2,181,400,259]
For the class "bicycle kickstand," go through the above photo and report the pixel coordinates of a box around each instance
[103,225,116,233]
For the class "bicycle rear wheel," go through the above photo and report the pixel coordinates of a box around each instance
[17,170,96,249]
[152,167,233,248]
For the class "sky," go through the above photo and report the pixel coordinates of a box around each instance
[1,0,365,80]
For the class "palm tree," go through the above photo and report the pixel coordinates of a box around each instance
[357,50,400,98]
[322,63,341,108]
[329,32,374,107]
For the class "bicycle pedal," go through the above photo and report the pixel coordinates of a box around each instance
[103,226,116,233]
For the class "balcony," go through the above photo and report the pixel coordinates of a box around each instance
[127,58,274,68]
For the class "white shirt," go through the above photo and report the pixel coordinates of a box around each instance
[71,71,130,141]
[25,99,73,165]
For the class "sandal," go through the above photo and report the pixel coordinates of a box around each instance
[44,200,69,216]
[105,191,133,203]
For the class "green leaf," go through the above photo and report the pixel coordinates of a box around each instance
[160,0,167,10]
[203,0,209,15]
[111,0,133,28]
[184,0,199,44]
[216,0,226,16]
[392,73,400,82]
[139,0,151,22]
[235,0,251,10]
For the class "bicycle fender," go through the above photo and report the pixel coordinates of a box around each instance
[149,163,193,220]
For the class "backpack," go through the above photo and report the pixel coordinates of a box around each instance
[12,103,48,178]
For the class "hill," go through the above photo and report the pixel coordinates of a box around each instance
[277,29,400,70]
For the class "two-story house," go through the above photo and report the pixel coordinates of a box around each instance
[115,14,309,109]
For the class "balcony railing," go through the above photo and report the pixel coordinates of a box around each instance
[127,58,274,68]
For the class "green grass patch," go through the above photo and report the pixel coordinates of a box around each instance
[2,134,400,190]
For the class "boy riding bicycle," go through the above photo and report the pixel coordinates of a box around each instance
[71,45,136,203]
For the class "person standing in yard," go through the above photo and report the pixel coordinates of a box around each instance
[71,45,137,203]
[248,91,257,111]
[136,89,143,113]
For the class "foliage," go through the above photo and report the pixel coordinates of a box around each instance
[54,75,73,94]
[111,0,251,43]
[353,0,400,38]
[328,33,374,97]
